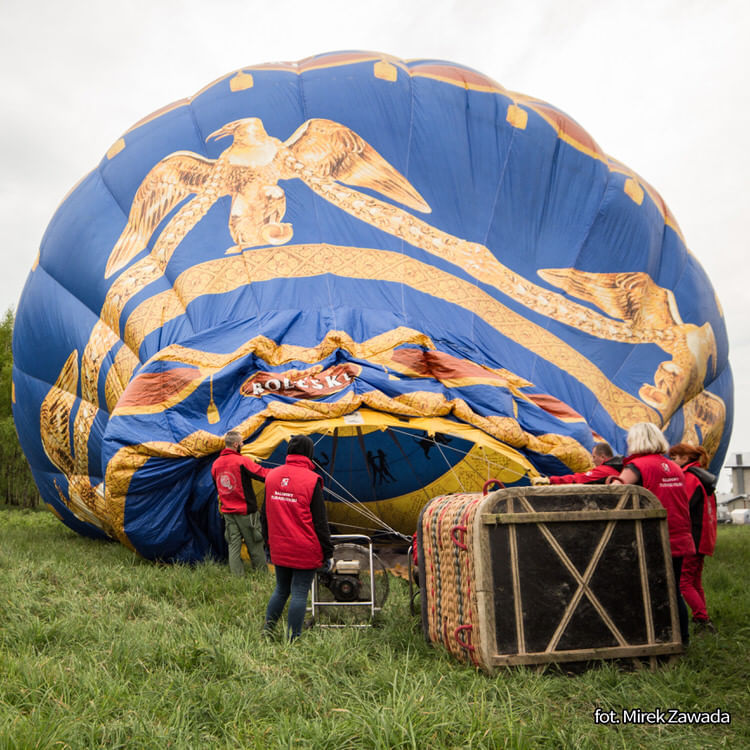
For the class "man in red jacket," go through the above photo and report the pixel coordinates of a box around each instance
[262,434,333,640]
[211,430,269,576]
[531,442,623,485]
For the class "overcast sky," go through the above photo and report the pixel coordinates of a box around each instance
[1,0,747,489]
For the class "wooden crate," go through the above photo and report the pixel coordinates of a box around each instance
[417,485,682,672]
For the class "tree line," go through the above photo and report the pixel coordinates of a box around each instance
[1,309,41,507]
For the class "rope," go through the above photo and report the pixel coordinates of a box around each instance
[384,425,531,481]
[250,446,409,538]
[317,470,411,541]
[435,439,466,492]
[246,425,524,540]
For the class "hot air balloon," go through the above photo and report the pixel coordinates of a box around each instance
[12,52,732,562]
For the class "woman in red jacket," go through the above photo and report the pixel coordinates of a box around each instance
[668,442,718,633]
[261,434,333,640]
[609,422,695,645]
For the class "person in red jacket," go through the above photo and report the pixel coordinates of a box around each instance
[211,430,269,576]
[531,442,623,485]
[608,422,695,645]
[261,434,333,640]
[669,442,718,633]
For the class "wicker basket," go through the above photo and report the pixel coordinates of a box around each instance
[417,484,682,672]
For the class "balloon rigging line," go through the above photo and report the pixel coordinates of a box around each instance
[243,421,538,539]
[322,482,409,540]
[260,423,531,480]
[253,423,532,486]
[434,438,467,492]
[384,425,532,481]
[247,450,401,535]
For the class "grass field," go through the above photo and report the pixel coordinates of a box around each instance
[1,507,748,749]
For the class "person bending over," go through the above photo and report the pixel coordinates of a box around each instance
[531,441,623,485]
[608,422,695,645]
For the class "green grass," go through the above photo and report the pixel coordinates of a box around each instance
[1,508,748,749]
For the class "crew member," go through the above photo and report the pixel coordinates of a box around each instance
[531,442,623,485]
[608,422,695,644]
[669,442,718,633]
[262,434,333,640]
[211,430,269,576]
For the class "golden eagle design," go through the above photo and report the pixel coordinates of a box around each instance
[538,268,717,415]
[105,118,430,278]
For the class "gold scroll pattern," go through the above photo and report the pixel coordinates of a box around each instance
[295,171,716,420]
[39,351,115,536]
[101,114,716,428]
[118,244,668,427]
[104,385,592,546]
[54,241,725,540]
[90,116,720,434]
[673,391,726,461]
[151,327,434,378]
[102,241,724,542]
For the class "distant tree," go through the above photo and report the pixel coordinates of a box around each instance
[0,308,41,508]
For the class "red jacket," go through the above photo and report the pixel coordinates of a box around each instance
[550,457,622,484]
[625,453,695,557]
[211,448,269,514]
[261,454,332,569]
[682,460,717,556]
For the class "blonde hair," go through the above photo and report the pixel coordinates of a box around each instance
[626,422,669,456]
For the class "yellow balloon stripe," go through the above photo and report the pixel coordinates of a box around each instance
[121,243,657,429]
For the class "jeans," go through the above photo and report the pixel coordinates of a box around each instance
[264,566,316,639]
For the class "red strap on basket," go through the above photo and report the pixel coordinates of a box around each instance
[482,478,505,495]
[454,624,475,651]
[450,524,468,550]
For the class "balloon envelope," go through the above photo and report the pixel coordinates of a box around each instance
[13,52,732,561]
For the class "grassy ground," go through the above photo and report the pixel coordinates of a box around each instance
[1,508,748,749]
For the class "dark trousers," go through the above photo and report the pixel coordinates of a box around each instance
[672,556,689,646]
[264,566,316,639]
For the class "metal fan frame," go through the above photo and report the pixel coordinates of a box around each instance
[309,534,388,628]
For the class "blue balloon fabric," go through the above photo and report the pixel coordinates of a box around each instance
[13,52,732,562]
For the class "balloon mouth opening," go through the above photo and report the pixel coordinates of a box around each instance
[240,408,533,536]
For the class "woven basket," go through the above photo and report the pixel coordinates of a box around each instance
[417,484,682,672]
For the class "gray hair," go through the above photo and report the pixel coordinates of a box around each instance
[626,422,669,456]
[224,430,242,449]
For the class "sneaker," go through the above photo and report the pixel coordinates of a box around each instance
[693,618,717,634]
